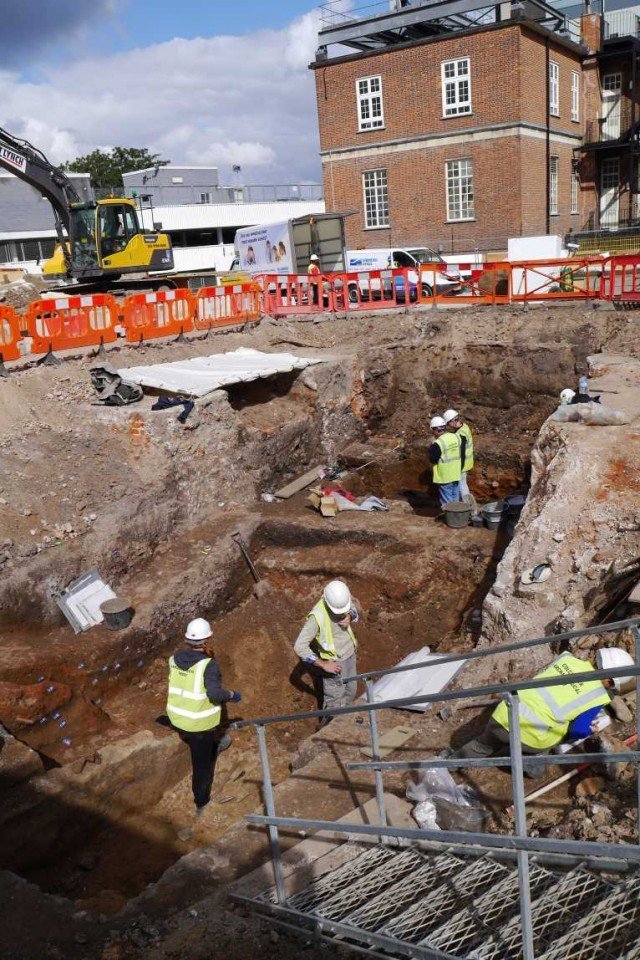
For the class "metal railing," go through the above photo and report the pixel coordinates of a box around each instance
[231,617,640,960]
[604,10,640,40]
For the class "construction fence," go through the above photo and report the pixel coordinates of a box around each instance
[0,255,638,366]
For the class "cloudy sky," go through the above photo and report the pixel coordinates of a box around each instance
[0,0,328,184]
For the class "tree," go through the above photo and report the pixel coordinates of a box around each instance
[61,147,170,189]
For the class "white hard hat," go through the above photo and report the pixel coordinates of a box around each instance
[430,416,446,429]
[185,617,213,643]
[559,388,575,405]
[443,408,459,424]
[310,254,319,261]
[323,580,352,615]
[596,647,636,692]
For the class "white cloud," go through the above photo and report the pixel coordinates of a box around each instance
[0,11,322,183]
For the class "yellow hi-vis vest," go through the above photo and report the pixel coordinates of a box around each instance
[458,422,474,471]
[433,432,461,485]
[166,656,222,733]
[492,653,610,750]
[308,599,357,661]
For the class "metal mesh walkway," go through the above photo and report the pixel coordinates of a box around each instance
[240,843,640,960]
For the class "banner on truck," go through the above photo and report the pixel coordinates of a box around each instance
[236,221,291,275]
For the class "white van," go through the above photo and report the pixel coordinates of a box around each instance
[345,247,462,300]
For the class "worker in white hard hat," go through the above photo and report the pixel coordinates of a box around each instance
[446,649,634,777]
[294,580,361,723]
[166,618,242,814]
[428,415,462,507]
[559,388,576,405]
[443,408,475,508]
[308,253,322,305]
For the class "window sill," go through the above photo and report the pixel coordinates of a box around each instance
[571,118,580,124]
[364,224,391,230]
[441,111,473,120]
[358,126,386,134]
[550,213,560,217]
[445,218,477,223]
[550,111,560,118]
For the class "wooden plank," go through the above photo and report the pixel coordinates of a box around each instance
[628,578,640,604]
[361,725,415,759]
[275,465,324,500]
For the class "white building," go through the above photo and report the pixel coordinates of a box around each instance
[0,164,324,278]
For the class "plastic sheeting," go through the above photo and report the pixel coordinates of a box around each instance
[56,569,117,633]
[119,348,323,398]
[369,646,467,712]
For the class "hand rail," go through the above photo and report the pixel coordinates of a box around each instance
[340,616,640,686]
[243,813,640,863]
[344,751,640,772]
[230,662,640,730]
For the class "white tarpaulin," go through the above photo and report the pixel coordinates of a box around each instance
[119,348,323,398]
[369,647,467,712]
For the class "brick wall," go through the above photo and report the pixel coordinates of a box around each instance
[314,21,585,251]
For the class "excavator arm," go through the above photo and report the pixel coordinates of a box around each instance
[0,126,80,270]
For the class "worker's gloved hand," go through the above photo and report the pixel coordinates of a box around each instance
[321,661,342,675]
[229,691,242,703]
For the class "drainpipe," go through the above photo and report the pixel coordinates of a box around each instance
[546,36,551,234]
[631,50,637,222]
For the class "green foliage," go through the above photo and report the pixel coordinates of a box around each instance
[61,147,169,188]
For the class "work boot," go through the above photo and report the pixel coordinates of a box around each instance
[217,732,232,752]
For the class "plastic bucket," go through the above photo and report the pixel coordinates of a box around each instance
[100,597,133,631]
[443,502,472,528]
[481,500,506,531]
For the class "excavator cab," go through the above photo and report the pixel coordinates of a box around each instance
[43,198,173,281]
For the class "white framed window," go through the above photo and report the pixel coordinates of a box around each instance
[550,60,560,116]
[571,71,580,122]
[200,192,212,204]
[441,58,472,117]
[446,158,474,221]
[550,156,559,215]
[356,75,384,131]
[363,169,389,228]
[571,169,579,214]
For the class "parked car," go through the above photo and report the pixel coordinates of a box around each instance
[345,246,462,303]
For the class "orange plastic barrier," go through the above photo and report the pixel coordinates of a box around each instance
[417,262,511,305]
[598,255,640,301]
[257,274,331,315]
[195,283,261,330]
[0,305,23,362]
[24,294,119,356]
[331,268,411,311]
[508,257,602,303]
[122,289,194,343]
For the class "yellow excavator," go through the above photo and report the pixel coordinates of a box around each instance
[0,126,173,286]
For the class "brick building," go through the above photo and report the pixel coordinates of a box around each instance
[311,1,640,254]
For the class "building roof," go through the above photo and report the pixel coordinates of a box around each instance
[310,16,585,69]
[122,165,219,177]
[145,199,326,231]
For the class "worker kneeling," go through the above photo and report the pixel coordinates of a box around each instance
[294,580,360,725]
[450,648,635,777]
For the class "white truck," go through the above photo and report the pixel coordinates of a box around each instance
[345,246,462,300]
[232,213,347,277]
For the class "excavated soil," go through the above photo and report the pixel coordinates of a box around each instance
[0,300,638,959]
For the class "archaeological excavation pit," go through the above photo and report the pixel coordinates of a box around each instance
[1,304,637,957]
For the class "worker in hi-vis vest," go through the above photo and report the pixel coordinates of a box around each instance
[443,408,475,504]
[428,415,463,506]
[294,580,360,724]
[166,617,241,814]
[448,649,635,777]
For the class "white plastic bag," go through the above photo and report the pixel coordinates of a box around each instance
[413,800,440,830]
[406,767,466,805]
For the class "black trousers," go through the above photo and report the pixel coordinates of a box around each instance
[178,727,221,808]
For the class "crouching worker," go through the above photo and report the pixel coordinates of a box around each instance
[167,617,241,815]
[294,580,360,725]
[448,649,634,777]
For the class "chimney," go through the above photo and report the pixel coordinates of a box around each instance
[580,13,602,53]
